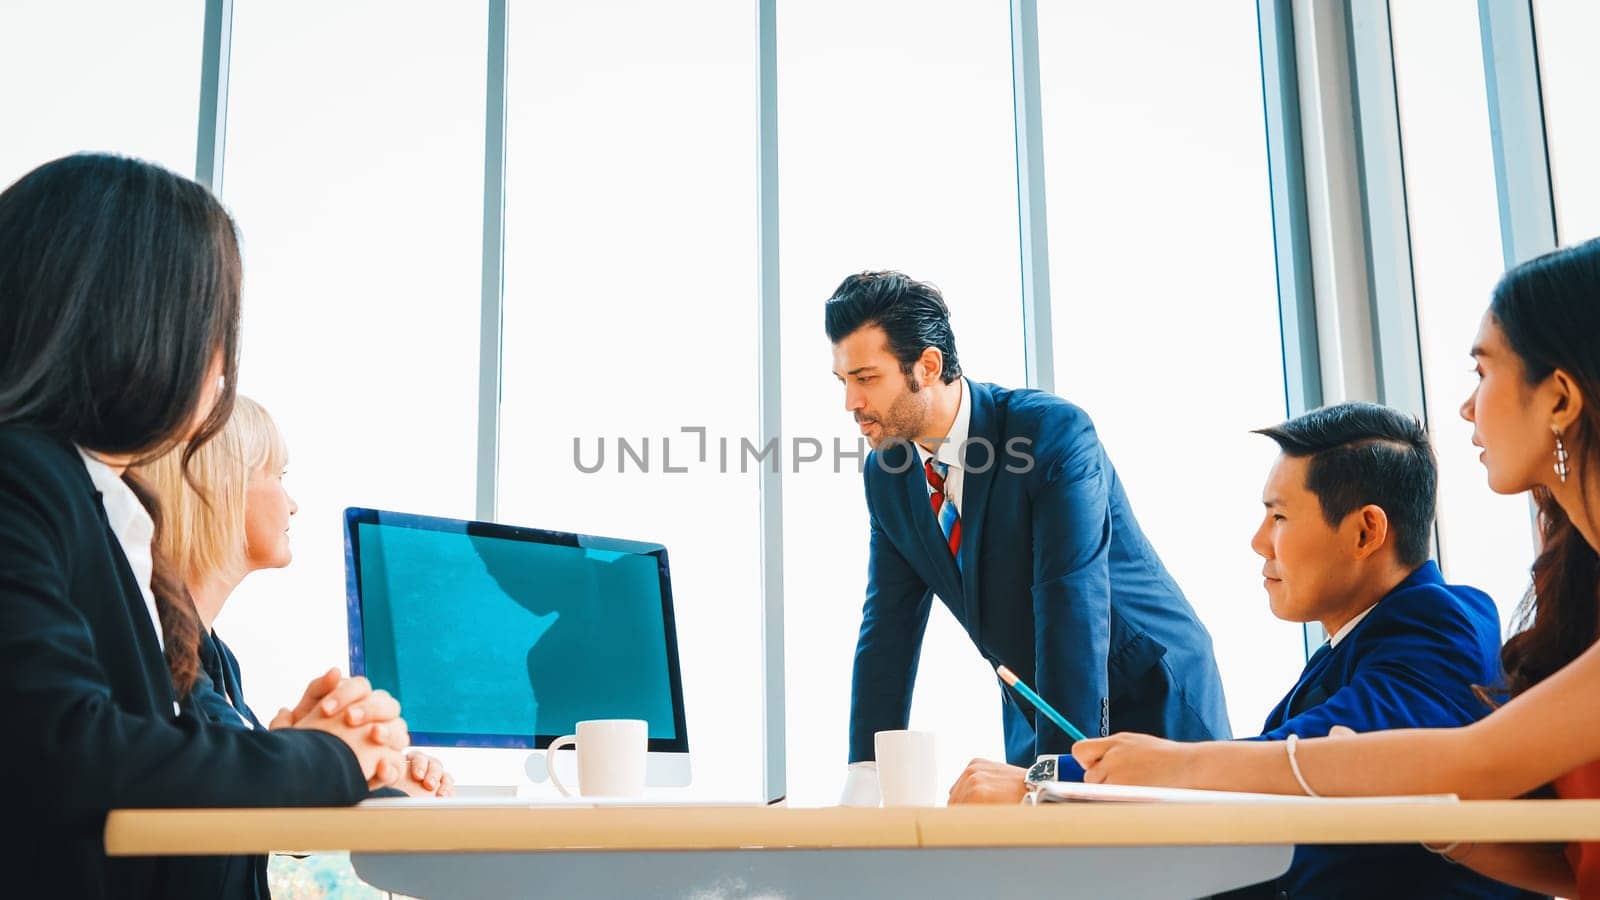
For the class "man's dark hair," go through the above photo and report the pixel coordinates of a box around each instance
[1254,402,1436,567]
[823,271,962,385]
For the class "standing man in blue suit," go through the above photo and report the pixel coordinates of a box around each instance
[951,402,1531,898]
[827,271,1229,804]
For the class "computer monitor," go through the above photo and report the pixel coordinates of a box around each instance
[343,507,691,786]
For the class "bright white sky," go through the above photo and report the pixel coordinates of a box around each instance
[2,0,1590,807]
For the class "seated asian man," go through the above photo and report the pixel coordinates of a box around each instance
[950,402,1533,900]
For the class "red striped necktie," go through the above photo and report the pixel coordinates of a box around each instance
[924,458,961,560]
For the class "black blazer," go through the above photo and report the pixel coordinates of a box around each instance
[0,426,368,899]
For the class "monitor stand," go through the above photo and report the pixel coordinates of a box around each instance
[523,751,550,783]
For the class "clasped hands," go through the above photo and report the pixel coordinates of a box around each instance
[269,668,454,797]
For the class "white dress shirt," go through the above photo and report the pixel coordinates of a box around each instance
[78,448,164,652]
[914,378,971,513]
[1327,601,1379,649]
[840,760,882,807]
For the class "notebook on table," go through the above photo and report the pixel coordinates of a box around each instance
[1027,781,1458,805]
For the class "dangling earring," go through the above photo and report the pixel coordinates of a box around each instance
[1553,426,1570,485]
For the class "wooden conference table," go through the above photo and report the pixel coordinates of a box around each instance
[105,800,1600,899]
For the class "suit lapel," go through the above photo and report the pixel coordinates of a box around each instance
[1277,642,1337,725]
[957,380,998,638]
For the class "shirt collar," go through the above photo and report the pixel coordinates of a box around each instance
[915,378,970,470]
[78,447,163,657]
[1325,562,1441,649]
[1327,601,1378,648]
[77,448,155,542]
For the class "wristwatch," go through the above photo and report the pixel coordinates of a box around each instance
[1021,755,1058,806]
[1025,755,1058,785]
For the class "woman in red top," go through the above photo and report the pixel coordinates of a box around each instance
[1070,236,1600,898]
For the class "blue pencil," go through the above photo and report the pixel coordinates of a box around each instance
[997,664,1088,743]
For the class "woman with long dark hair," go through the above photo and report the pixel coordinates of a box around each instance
[0,154,409,898]
[1069,237,1600,897]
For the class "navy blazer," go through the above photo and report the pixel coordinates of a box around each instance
[1227,562,1533,900]
[0,426,370,899]
[190,631,273,898]
[194,630,266,732]
[849,381,1230,765]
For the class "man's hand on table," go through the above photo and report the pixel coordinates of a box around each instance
[947,759,1029,805]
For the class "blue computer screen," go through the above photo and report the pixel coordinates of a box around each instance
[350,518,680,746]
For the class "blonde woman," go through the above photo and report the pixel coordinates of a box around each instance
[137,396,453,798]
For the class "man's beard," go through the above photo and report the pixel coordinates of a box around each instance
[858,376,930,450]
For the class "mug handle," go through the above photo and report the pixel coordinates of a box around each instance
[546,735,578,797]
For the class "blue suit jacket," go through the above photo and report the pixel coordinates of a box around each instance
[849,381,1230,766]
[1226,562,1532,899]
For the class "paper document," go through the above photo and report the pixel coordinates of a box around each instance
[359,795,769,809]
[1029,781,1458,805]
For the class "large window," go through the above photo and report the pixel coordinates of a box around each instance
[1535,0,1600,244]
[778,0,1024,806]
[1390,0,1537,628]
[1036,1,1300,736]
[216,0,488,754]
[24,0,1585,810]
[496,0,764,800]
[0,0,203,186]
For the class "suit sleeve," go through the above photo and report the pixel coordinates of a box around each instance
[1254,592,1495,742]
[847,487,934,763]
[0,465,369,829]
[1028,414,1113,756]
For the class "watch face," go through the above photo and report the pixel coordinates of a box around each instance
[1025,757,1057,784]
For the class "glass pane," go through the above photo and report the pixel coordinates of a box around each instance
[496,0,762,799]
[0,0,203,185]
[1391,0,1537,629]
[1038,0,1301,736]
[778,0,1023,806]
[1534,0,1600,243]
[217,0,488,746]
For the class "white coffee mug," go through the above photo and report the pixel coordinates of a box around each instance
[874,729,939,807]
[546,719,648,798]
